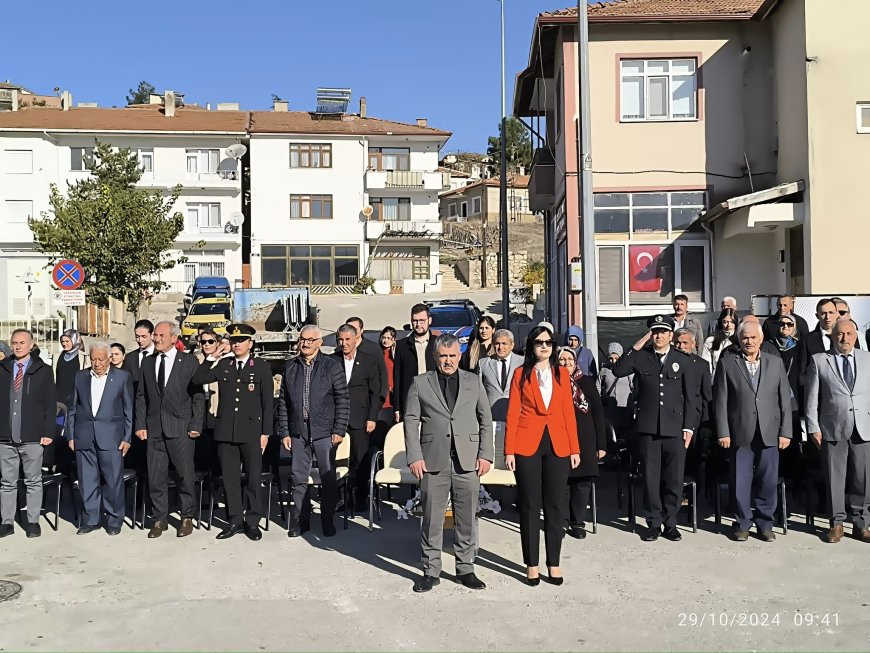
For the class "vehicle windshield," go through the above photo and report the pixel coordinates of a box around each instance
[189,303,231,318]
[194,290,229,300]
[429,309,472,328]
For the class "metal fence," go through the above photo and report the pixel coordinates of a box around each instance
[0,318,64,363]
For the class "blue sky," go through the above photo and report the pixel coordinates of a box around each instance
[2,0,577,154]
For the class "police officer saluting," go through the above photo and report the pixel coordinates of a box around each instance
[193,324,273,541]
[612,315,699,542]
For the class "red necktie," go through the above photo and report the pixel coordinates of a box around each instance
[14,363,24,393]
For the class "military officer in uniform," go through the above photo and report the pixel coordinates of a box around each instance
[193,324,273,541]
[612,315,699,542]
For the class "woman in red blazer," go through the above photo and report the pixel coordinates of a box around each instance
[506,325,580,586]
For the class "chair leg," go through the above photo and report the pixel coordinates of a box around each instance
[264,478,272,532]
[781,481,788,535]
[207,479,215,530]
[715,483,722,533]
[140,479,148,530]
[627,476,635,533]
[616,454,624,509]
[591,479,598,535]
[51,482,61,532]
[691,482,698,533]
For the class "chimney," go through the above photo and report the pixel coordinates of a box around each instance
[359,96,367,118]
[416,118,428,128]
[10,89,18,111]
[61,90,72,111]
[218,102,240,111]
[164,90,175,117]
[273,100,288,112]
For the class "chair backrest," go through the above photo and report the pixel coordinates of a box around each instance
[335,432,350,464]
[56,402,68,439]
[383,423,409,471]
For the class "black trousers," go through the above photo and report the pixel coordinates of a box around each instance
[218,440,263,527]
[147,432,195,522]
[514,428,570,567]
[636,433,685,529]
[348,426,372,498]
[566,477,594,527]
[290,435,337,529]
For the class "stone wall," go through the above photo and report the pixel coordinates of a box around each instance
[455,251,528,289]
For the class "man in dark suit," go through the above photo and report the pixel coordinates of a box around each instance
[332,323,380,508]
[806,297,838,356]
[714,320,792,542]
[135,321,205,538]
[612,315,699,542]
[193,324,273,541]
[67,343,134,535]
[393,303,437,420]
[122,318,154,471]
[277,325,349,537]
[762,295,810,342]
[674,328,712,481]
[0,329,57,539]
[345,316,387,409]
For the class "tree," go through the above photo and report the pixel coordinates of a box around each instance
[29,141,188,313]
[126,81,156,105]
[486,116,533,173]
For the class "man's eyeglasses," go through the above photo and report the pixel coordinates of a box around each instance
[199,339,216,345]
[533,339,554,348]
[411,318,429,324]
[299,337,321,345]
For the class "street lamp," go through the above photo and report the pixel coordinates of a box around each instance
[20,270,37,331]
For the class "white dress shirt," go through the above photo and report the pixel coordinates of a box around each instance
[536,366,553,409]
[90,370,109,414]
[138,344,155,366]
[343,353,356,384]
[234,355,250,371]
[154,351,176,387]
[822,331,833,353]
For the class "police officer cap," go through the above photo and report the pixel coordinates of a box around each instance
[227,323,255,339]
[647,315,675,332]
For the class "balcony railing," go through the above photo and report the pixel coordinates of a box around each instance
[365,219,443,239]
[337,275,358,286]
[366,170,448,191]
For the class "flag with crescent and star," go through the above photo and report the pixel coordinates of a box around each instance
[629,245,664,293]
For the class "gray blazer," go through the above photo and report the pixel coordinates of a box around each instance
[805,350,870,442]
[478,353,523,422]
[404,370,494,473]
[713,351,792,448]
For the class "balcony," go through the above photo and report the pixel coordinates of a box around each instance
[528,147,555,213]
[366,170,448,191]
[175,225,242,244]
[139,171,240,191]
[365,219,443,240]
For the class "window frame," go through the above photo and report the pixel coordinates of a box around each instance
[857,103,870,134]
[289,194,333,220]
[137,148,154,174]
[3,149,33,174]
[370,197,410,221]
[260,244,359,287]
[471,196,482,215]
[460,201,468,218]
[447,203,457,218]
[289,143,333,168]
[70,146,94,172]
[185,148,220,176]
[369,147,411,171]
[619,56,699,123]
[5,199,33,223]
[185,202,222,231]
[593,190,706,237]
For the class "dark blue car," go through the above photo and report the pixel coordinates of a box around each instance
[427,300,482,353]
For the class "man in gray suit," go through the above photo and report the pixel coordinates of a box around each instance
[477,329,522,469]
[714,320,792,542]
[68,343,134,535]
[135,321,205,539]
[806,318,870,543]
[404,333,493,593]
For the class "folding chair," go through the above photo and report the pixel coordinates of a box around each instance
[369,423,418,531]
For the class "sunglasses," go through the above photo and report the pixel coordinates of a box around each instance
[779,323,794,328]
[199,339,216,345]
[838,310,849,316]
[533,339,554,347]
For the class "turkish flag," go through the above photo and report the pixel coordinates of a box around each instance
[629,245,663,292]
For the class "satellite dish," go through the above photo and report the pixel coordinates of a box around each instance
[225,144,247,159]
[362,205,374,217]
[229,211,245,227]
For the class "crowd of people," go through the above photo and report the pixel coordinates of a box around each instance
[0,293,867,593]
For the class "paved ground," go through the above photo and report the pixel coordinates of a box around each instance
[1,475,868,652]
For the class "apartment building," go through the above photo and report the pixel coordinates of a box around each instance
[514,0,870,333]
[0,93,246,320]
[246,99,451,294]
[439,175,537,224]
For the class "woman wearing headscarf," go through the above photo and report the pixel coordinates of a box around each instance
[558,347,607,539]
[55,329,88,408]
[598,342,634,436]
[565,325,597,377]
[461,315,496,372]
[766,314,808,479]
[701,308,737,376]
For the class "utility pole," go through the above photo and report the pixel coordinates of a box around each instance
[577,0,598,356]
[499,0,510,328]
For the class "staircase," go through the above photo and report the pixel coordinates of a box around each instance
[439,263,470,293]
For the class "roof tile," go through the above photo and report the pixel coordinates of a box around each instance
[544,0,765,20]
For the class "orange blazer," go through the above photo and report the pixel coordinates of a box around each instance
[505,366,580,458]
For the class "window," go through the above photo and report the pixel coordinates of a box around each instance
[597,246,625,305]
[3,150,32,174]
[370,246,430,282]
[460,201,468,218]
[620,58,697,121]
[447,203,457,218]
[186,149,219,175]
[5,200,33,223]
[137,148,154,174]
[260,244,359,287]
[369,147,410,171]
[289,194,333,219]
[594,191,705,235]
[71,147,94,171]
[371,197,410,221]
[857,103,870,133]
[186,203,221,230]
[471,197,482,215]
[289,143,332,168]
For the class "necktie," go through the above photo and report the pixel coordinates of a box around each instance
[842,355,855,391]
[14,362,24,393]
[238,360,244,373]
[140,350,147,366]
[500,359,508,391]
[157,354,166,395]
[657,352,666,366]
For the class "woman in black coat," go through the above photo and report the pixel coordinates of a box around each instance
[558,347,607,539]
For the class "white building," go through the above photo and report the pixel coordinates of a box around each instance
[0,95,246,320]
[247,104,451,294]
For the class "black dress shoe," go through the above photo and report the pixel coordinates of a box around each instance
[25,523,41,538]
[758,530,776,543]
[640,527,660,542]
[106,528,122,536]
[456,573,486,590]
[413,575,440,593]
[216,523,245,540]
[568,525,587,539]
[288,525,302,538]
[76,524,101,535]
[322,522,337,537]
[244,523,263,541]
[0,524,13,538]
[662,526,682,542]
[733,528,750,542]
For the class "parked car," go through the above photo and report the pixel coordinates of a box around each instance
[181,297,232,340]
[183,276,231,311]
[406,299,482,353]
